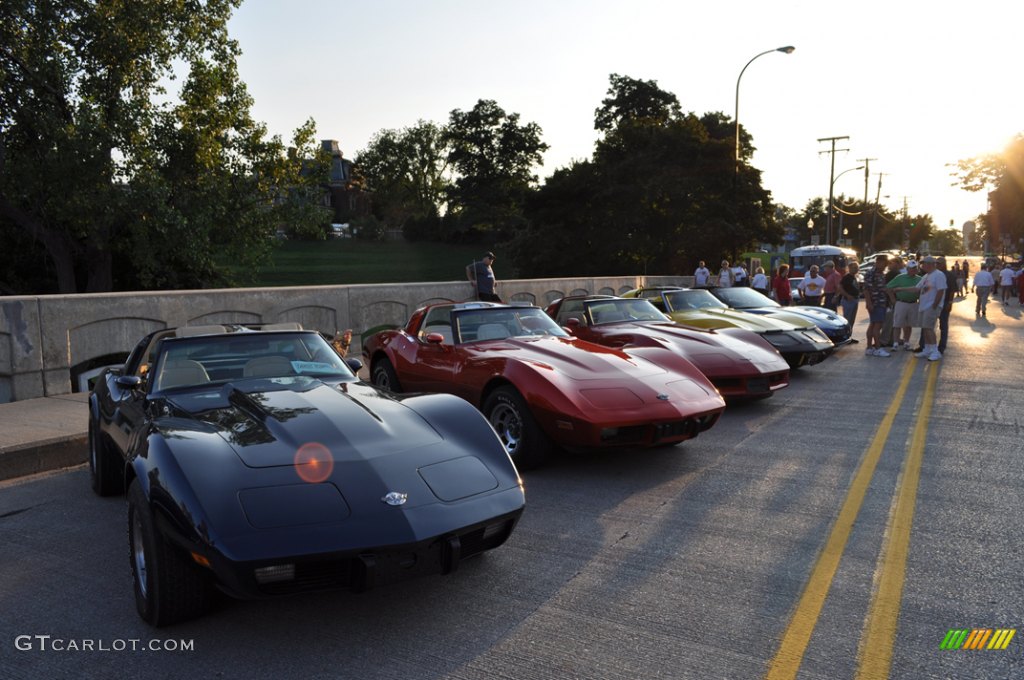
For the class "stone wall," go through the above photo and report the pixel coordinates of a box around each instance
[0,275,692,403]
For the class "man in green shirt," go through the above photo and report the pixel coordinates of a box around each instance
[885,260,922,351]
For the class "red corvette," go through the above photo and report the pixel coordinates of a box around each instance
[545,295,790,399]
[362,302,726,469]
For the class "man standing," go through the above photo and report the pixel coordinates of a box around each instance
[879,257,903,348]
[972,264,995,316]
[912,256,946,361]
[999,262,1016,304]
[694,261,711,287]
[466,252,501,302]
[837,261,860,343]
[863,254,890,356]
[885,260,921,351]
[718,260,733,287]
[822,261,842,310]
[798,265,826,306]
[937,257,958,354]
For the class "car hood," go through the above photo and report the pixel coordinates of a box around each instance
[611,322,788,373]
[772,306,848,327]
[464,335,669,381]
[167,378,443,468]
[667,307,799,332]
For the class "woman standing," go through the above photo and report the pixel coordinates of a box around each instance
[752,267,769,296]
[718,260,733,287]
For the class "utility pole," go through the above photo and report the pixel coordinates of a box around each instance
[818,136,850,244]
[870,172,887,252]
[859,158,877,254]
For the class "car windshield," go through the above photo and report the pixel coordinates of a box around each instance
[454,307,570,343]
[584,298,669,325]
[664,289,728,311]
[152,332,355,391]
[714,287,780,309]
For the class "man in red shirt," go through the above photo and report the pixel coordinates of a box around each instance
[822,261,843,311]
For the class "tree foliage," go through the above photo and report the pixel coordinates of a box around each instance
[509,74,777,277]
[443,99,548,240]
[355,120,451,240]
[0,0,330,293]
[953,134,1024,252]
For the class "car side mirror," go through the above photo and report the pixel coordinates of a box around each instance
[425,332,445,344]
[345,357,363,374]
[564,318,581,333]
[115,375,142,391]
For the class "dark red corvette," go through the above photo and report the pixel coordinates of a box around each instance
[363,302,726,469]
[545,295,790,399]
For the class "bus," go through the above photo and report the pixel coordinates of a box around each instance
[788,245,858,277]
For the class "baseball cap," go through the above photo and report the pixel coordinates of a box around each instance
[484,251,495,260]
[921,255,937,264]
[906,260,918,268]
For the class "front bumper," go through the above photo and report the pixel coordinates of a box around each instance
[761,330,835,368]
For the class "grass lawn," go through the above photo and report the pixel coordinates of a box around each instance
[242,239,503,287]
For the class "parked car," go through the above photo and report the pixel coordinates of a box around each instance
[544,295,790,399]
[621,287,834,368]
[705,286,853,346]
[363,302,726,469]
[89,324,524,626]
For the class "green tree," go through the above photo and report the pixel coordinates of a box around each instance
[443,99,548,241]
[512,74,777,276]
[355,120,451,239]
[953,133,1024,253]
[0,0,329,293]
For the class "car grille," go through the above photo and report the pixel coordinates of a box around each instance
[254,517,519,596]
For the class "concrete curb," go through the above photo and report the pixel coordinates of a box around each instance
[0,435,88,482]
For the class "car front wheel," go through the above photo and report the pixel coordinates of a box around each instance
[89,419,124,496]
[128,480,212,627]
[483,386,552,470]
[371,357,403,392]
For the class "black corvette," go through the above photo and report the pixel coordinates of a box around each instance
[89,324,524,626]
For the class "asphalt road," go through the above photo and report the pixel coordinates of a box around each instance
[2,295,1022,680]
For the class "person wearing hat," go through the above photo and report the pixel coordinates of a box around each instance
[886,260,922,351]
[909,256,946,361]
[466,252,502,302]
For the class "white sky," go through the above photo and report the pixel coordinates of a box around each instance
[228,0,1020,234]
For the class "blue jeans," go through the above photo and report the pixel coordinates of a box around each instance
[841,298,859,327]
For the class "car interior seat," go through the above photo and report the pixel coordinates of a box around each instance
[159,359,211,389]
[476,323,511,340]
[242,355,295,378]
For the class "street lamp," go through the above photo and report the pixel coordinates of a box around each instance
[735,46,795,172]
[827,165,864,243]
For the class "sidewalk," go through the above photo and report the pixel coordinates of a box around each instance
[0,392,89,482]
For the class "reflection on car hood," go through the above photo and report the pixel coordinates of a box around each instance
[168,379,443,468]
[464,335,668,380]
[666,307,802,332]
[622,322,789,373]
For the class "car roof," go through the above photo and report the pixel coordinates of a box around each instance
[171,322,305,338]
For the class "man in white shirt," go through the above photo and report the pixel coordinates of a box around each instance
[797,265,827,306]
[999,264,1016,304]
[694,261,711,287]
[913,256,947,361]
[972,265,995,316]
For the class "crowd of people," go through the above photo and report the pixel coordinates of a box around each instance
[696,254,1023,363]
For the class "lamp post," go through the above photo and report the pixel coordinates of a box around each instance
[735,45,795,172]
[827,165,864,244]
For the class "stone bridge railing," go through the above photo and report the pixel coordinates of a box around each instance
[0,275,692,403]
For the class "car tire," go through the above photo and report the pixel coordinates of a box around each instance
[371,357,403,392]
[89,418,124,496]
[128,480,212,627]
[483,386,552,470]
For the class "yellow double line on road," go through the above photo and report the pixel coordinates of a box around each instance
[766,359,939,680]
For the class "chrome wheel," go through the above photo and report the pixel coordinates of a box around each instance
[489,401,523,455]
[132,510,148,599]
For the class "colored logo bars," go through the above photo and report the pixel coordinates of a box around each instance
[940,628,1016,650]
